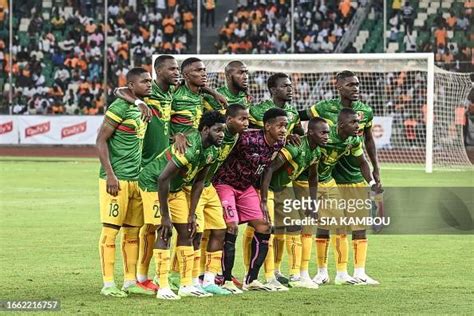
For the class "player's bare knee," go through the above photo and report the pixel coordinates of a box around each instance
[253,222,271,234]
[316,228,330,239]
[210,229,226,242]
[352,229,366,240]
[155,225,171,249]
[193,232,203,250]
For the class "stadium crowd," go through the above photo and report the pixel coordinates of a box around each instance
[1,0,195,115]
[0,0,471,149]
[215,0,361,54]
[388,0,472,72]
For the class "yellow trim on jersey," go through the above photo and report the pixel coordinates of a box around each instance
[106,111,123,123]
[171,109,194,116]
[351,142,363,157]
[146,99,161,107]
[309,106,319,118]
[308,105,334,125]
[280,148,293,163]
[323,118,335,126]
[122,118,138,127]
[171,146,189,167]
[280,148,299,176]
[249,114,263,127]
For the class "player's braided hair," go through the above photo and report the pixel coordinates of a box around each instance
[198,110,226,131]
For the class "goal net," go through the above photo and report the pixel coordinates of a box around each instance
[164,54,472,172]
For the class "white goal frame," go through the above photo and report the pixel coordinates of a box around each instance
[155,53,437,173]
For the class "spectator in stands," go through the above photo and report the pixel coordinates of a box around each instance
[344,42,357,53]
[434,24,447,48]
[446,11,457,30]
[404,115,418,147]
[456,12,469,31]
[404,30,417,52]
[391,0,402,18]
[401,1,414,35]
[204,0,216,28]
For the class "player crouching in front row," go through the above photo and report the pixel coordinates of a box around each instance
[138,111,226,299]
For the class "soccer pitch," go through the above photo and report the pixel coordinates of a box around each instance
[0,158,473,314]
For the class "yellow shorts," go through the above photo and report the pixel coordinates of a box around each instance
[196,185,226,231]
[338,182,370,231]
[316,179,344,231]
[292,180,317,235]
[256,190,275,225]
[99,179,143,227]
[169,187,205,233]
[140,189,161,226]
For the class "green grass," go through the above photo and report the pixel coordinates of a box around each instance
[1,158,473,314]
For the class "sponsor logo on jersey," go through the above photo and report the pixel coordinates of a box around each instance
[61,121,87,138]
[25,121,51,138]
[0,121,13,134]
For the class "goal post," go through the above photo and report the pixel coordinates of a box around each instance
[154,53,472,172]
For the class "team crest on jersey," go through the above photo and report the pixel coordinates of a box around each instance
[357,111,364,121]
[206,154,213,164]
[344,144,353,155]
[287,112,294,122]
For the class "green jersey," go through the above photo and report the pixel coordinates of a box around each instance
[99,99,146,180]
[204,127,239,186]
[203,86,252,114]
[307,98,373,184]
[170,85,203,135]
[249,99,300,135]
[138,131,217,192]
[318,126,363,183]
[141,81,173,166]
[270,136,321,191]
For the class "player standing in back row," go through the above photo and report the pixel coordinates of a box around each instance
[245,72,304,290]
[114,55,188,293]
[300,70,382,285]
[200,60,252,289]
[96,68,152,297]
[203,60,252,114]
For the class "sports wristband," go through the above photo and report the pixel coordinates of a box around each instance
[369,180,376,187]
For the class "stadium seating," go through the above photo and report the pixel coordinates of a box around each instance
[0,0,195,114]
[0,0,471,115]
[215,0,361,54]
[354,0,472,72]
